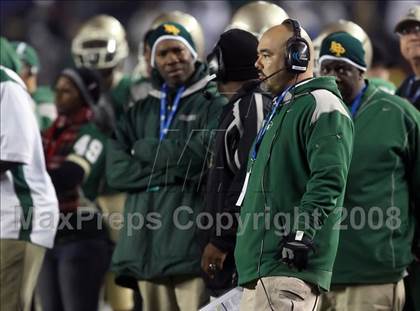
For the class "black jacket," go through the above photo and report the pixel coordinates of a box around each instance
[201,83,272,290]
[397,75,420,111]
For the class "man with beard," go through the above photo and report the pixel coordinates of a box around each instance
[234,20,354,310]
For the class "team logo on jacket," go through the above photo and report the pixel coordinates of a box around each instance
[163,24,181,35]
[329,41,346,57]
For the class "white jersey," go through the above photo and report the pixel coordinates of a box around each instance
[0,65,58,248]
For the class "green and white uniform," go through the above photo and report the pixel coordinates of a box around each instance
[0,65,58,248]
[51,122,109,243]
[67,123,108,202]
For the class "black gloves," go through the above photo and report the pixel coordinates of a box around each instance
[276,231,315,271]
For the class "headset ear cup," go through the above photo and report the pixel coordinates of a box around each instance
[207,45,226,81]
[282,18,310,74]
[287,39,310,73]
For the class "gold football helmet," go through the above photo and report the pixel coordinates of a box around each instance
[151,11,205,59]
[227,1,289,38]
[313,20,373,70]
[72,15,128,69]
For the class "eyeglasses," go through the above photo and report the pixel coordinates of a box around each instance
[397,24,420,36]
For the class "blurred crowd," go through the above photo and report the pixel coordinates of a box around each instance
[0,1,417,85]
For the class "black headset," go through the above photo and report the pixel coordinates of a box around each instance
[283,18,310,74]
[207,44,226,81]
[208,20,309,81]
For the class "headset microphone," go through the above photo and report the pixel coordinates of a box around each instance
[260,67,286,82]
[242,67,287,92]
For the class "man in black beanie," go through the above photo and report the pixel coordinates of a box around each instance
[201,28,272,296]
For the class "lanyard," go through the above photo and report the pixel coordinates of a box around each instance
[405,76,420,104]
[350,84,368,118]
[160,83,185,141]
[251,85,294,160]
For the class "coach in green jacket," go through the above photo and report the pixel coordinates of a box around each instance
[234,20,354,310]
[318,32,420,311]
[106,22,226,311]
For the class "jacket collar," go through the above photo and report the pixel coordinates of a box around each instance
[149,62,212,99]
[356,79,380,113]
[0,64,27,90]
[149,74,212,99]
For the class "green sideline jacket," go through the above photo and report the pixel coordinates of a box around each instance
[106,63,226,288]
[332,81,420,285]
[235,77,354,291]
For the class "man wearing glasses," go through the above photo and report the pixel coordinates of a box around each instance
[395,6,420,311]
[395,5,420,110]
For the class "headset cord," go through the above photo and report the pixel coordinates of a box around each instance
[258,114,284,311]
[258,191,275,311]
[257,75,300,311]
[312,295,319,311]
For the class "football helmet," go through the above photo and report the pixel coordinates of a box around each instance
[72,15,128,69]
[227,1,289,38]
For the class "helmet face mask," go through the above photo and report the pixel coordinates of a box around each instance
[73,38,118,68]
[72,15,128,70]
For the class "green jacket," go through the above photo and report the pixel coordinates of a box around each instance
[94,74,139,136]
[107,63,226,288]
[234,77,354,291]
[110,74,151,118]
[96,75,147,195]
[332,81,420,284]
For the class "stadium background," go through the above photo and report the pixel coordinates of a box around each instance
[0,0,416,86]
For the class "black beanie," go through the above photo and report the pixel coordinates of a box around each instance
[218,29,259,81]
[61,67,101,107]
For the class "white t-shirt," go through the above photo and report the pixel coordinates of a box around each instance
[0,65,59,248]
